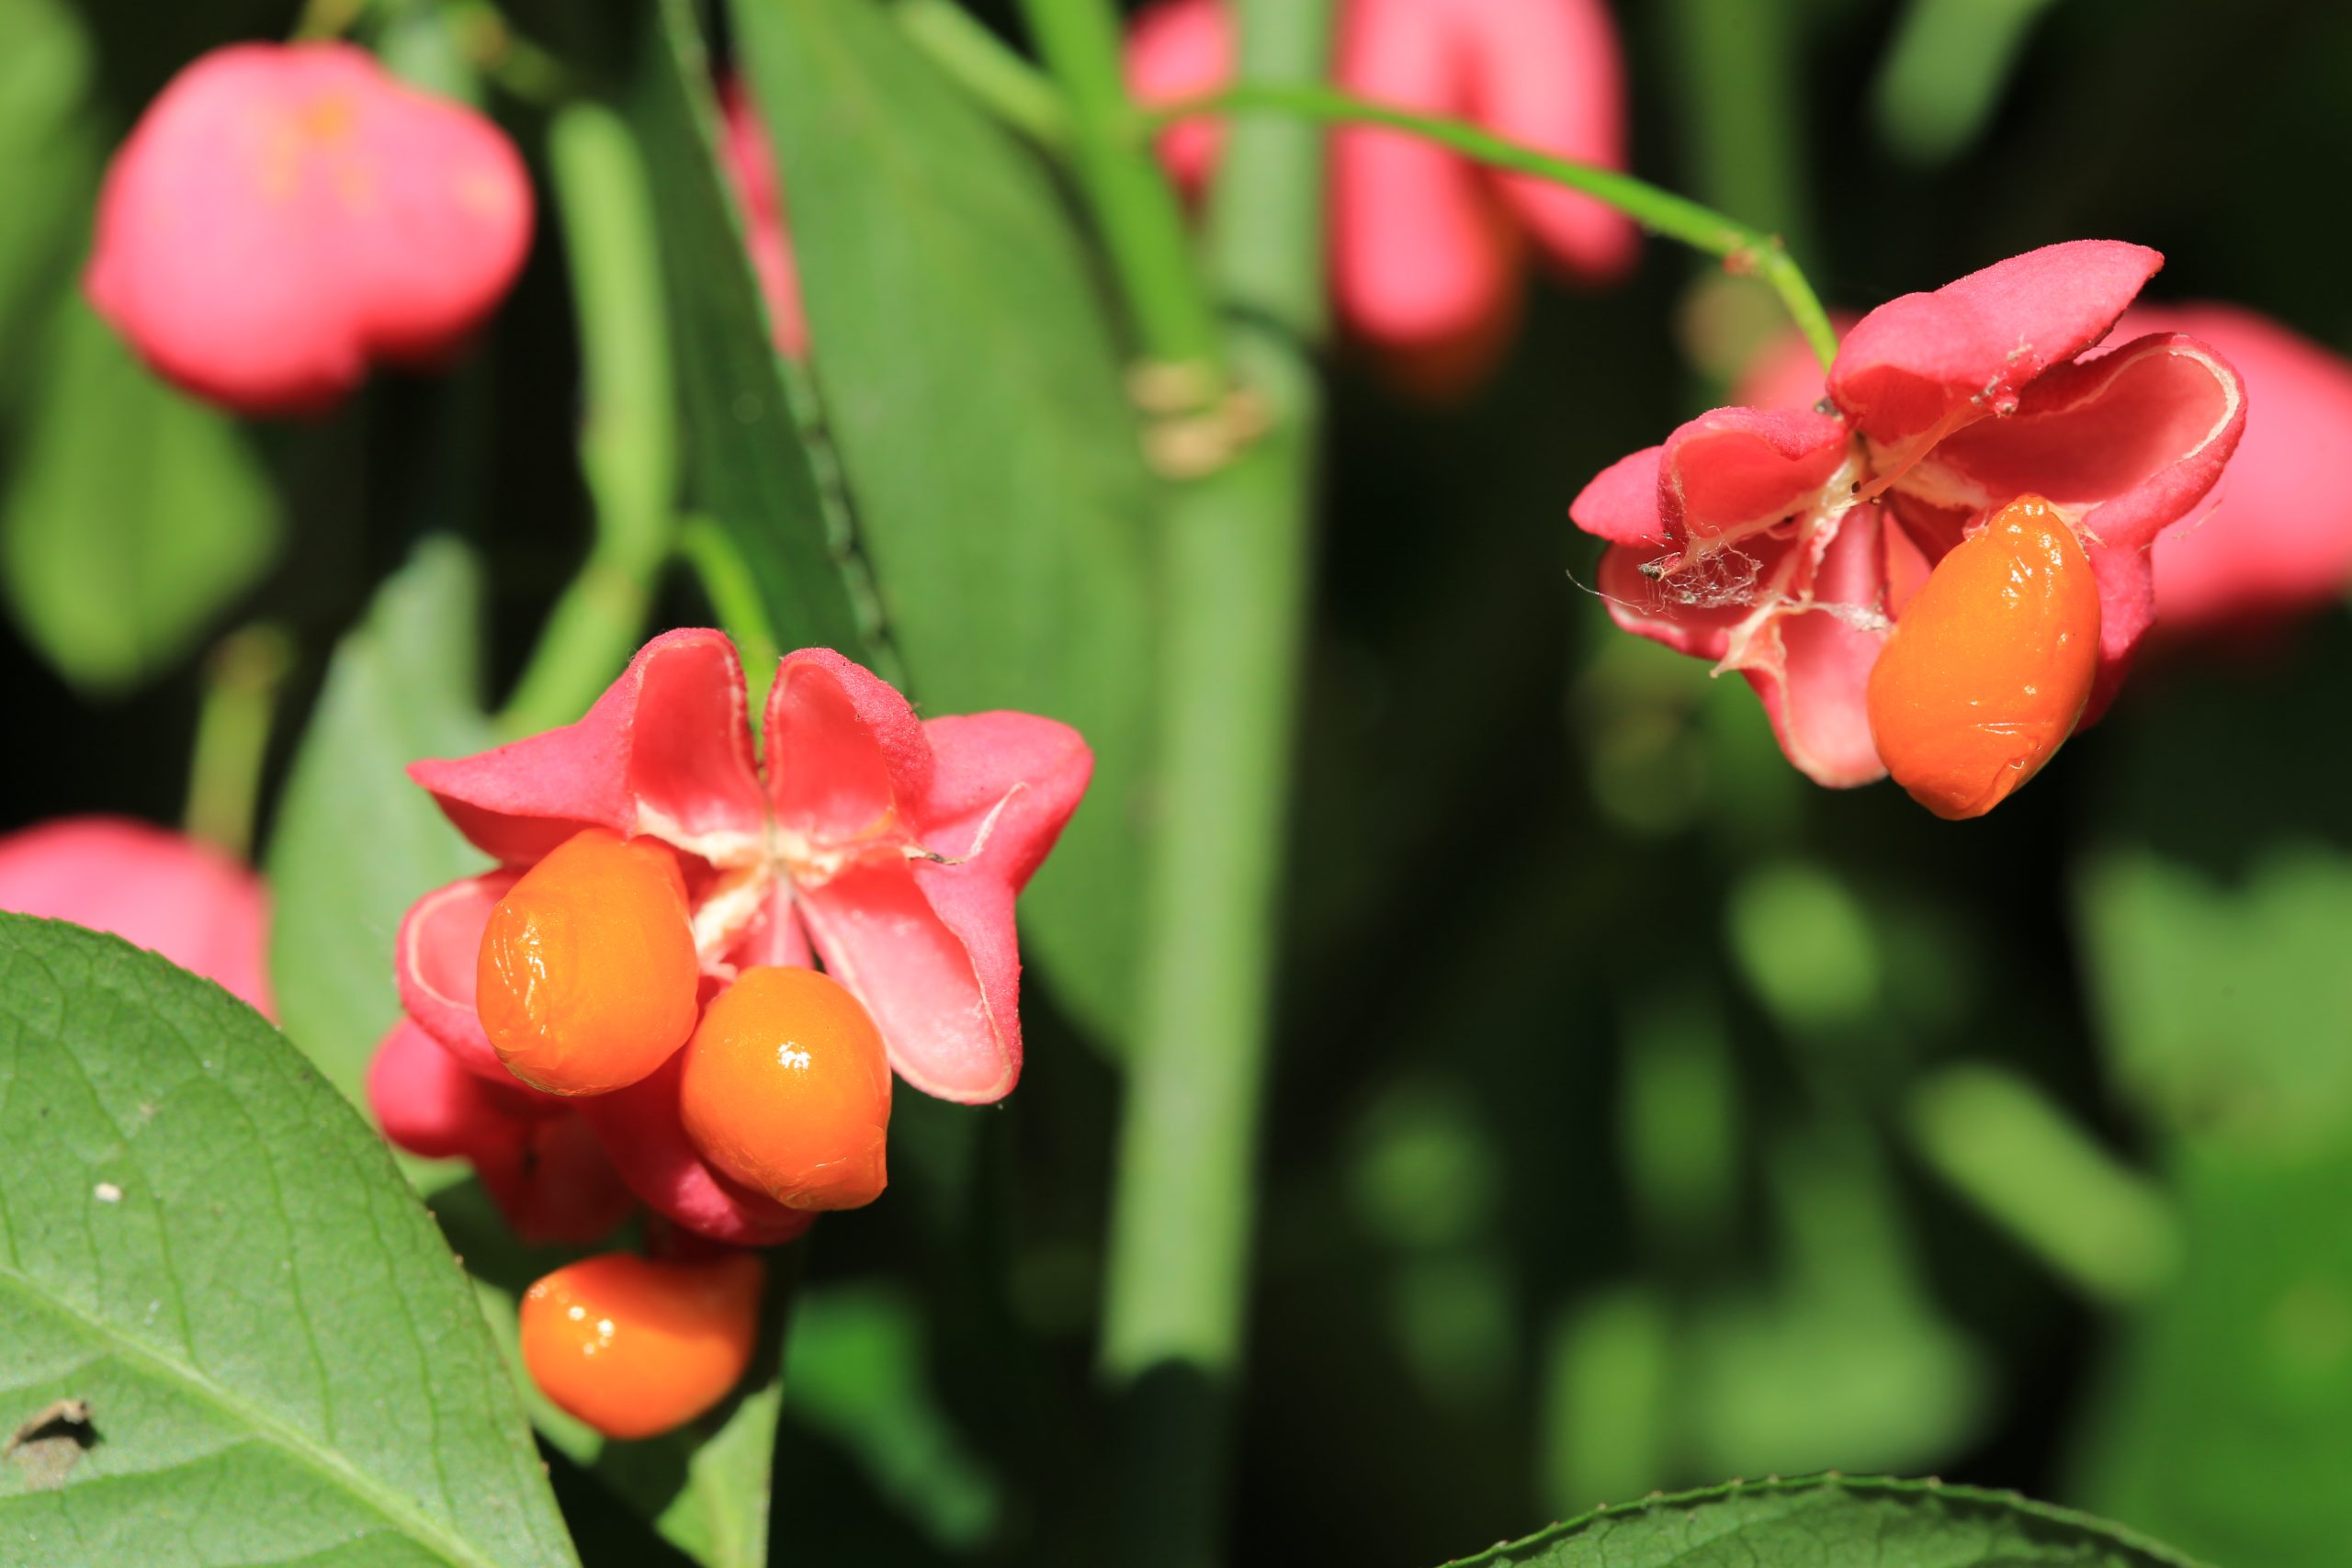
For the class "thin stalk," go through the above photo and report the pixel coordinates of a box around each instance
[678,515,783,716]
[1018,0,1227,396]
[1097,5,1334,1565]
[501,100,678,735]
[1148,82,1840,371]
[894,0,1073,152]
[183,625,294,863]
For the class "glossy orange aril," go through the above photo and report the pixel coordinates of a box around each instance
[476,827,701,1094]
[1865,493,2101,820]
[678,965,891,1212]
[519,1251,763,1439]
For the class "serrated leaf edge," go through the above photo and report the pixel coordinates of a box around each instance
[1440,1472,2211,1568]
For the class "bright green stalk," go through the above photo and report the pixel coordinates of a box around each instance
[1148,83,1840,371]
[895,0,1073,152]
[500,101,678,735]
[677,515,782,716]
[1018,0,1227,394]
[183,625,293,863]
[1095,5,1335,1566]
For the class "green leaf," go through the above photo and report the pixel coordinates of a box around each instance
[1682,1122,1985,1482]
[2077,843,2352,1156]
[1,296,283,694]
[623,0,877,664]
[0,0,96,376]
[0,912,577,1567]
[1438,1474,2203,1568]
[2071,642,2352,1156]
[2071,1144,2352,1568]
[2065,625,2352,1568]
[266,538,494,1105]
[732,0,1159,1046]
[785,1282,1001,1551]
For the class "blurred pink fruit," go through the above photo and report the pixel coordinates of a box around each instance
[86,43,533,414]
[1127,0,1636,394]
[0,815,272,1012]
[715,78,808,359]
[2123,305,2352,639]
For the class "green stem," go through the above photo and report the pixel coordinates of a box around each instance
[1097,6,1334,1566]
[184,626,293,863]
[1018,0,1227,394]
[894,0,1073,152]
[678,515,783,716]
[1148,82,1840,371]
[500,100,678,736]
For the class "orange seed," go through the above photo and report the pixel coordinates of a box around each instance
[476,827,701,1094]
[518,1251,763,1439]
[1865,493,2101,820]
[678,966,891,1212]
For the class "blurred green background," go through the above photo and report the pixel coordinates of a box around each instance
[5,0,2350,1563]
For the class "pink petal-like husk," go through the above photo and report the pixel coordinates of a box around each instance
[764,649,934,845]
[716,78,808,359]
[367,1020,628,1245]
[0,816,273,1013]
[1569,446,1668,546]
[483,1112,639,1247]
[797,709,1091,1105]
[1126,0,1229,193]
[1331,0,1517,358]
[1741,506,1892,788]
[367,1018,545,1160]
[725,881,814,972]
[1905,332,2246,554]
[2083,541,2158,725]
[85,43,529,414]
[412,627,765,866]
[394,870,564,1106]
[1456,0,1637,282]
[2125,304,2352,636]
[918,712,1095,887]
[1591,539,1745,662]
[578,1054,815,1246]
[794,861,1012,1104]
[1593,508,1891,787]
[1828,241,2162,444]
[1658,405,1852,547]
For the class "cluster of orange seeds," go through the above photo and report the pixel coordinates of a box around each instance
[477,827,892,1438]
